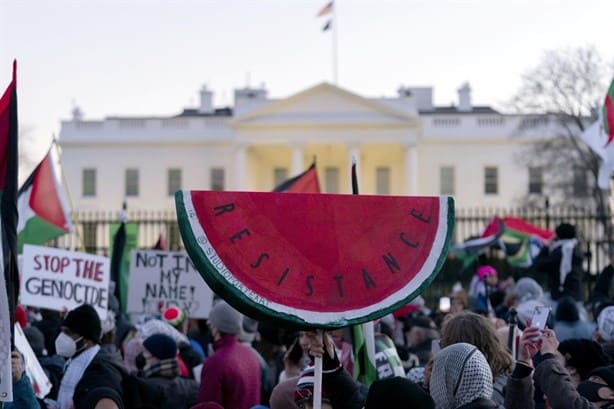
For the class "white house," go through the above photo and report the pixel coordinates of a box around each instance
[59,82,549,213]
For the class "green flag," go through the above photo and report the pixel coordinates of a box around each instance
[352,321,377,386]
[109,222,138,313]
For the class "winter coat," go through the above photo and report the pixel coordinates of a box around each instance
[197,335,261,409]
[534,243,583,301]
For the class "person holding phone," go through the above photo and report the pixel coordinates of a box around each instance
[506,326,614,409]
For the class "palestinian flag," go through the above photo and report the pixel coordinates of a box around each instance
[352,321,377,386]
[109,220,138,313]
[272,162,321,193]
[0,61,19,401]
[17,147,73,253]
[498,217,553,268]
[602,78,614,147]
[450,217,504,271]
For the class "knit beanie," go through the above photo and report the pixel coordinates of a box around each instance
[208,301,242,336]
[476,265,497,281]
[558,339,611,380]
[555,296,580,322]
[143,333,178,360]
[514,278,543,303]
[589,365,614,388]
[162,306,185,328]
[294,366,331,405]
[556,223,576,239]
[430,343,493,409]
[63,304,101,341]
[366,377,434,409]
[598,306,614,342]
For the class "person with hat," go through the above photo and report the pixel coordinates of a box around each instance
[197,300,261,409]
[138,333,199,409]
[534,222,584,301]
[293,366,333,409]
[52,304,124,409]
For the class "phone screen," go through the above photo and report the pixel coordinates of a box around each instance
[530,306,551,330]
[439,297,451,313]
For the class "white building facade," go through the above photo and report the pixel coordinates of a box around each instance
[59,82,546,213]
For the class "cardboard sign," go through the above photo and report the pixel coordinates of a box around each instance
[15,324,52,399]
[127,250,214,318]
[20,245,110,319]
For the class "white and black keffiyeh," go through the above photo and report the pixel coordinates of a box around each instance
[56,345,100,409]
[430,342,493,409]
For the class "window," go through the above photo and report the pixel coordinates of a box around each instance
[376,167,390,195]
[125,168,139,197]
[484,166,498,195]
[325,167,339,193]
[82,168,96,197]
[439,166,455,195]
[167,168,182,196]
[210,168,225,191]
[273,168,288,188]
[573,167,589,197]
[528,166,543,194]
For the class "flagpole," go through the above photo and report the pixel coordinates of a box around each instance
[52,138,83,251]
[332,1,338,85]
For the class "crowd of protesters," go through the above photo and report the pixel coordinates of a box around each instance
[5,222,614,409]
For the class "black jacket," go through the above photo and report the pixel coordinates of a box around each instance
[534,243,584,301]
[73,349,124,409]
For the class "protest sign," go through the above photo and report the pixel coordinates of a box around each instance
[127,249,214,318]
[15,323,52,399]
[21,245,110,319]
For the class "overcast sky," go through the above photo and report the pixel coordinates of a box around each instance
[1,0,613,170]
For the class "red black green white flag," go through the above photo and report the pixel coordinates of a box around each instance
[272,162,321,193]
[0,60,19,402]
[17,145,73,253]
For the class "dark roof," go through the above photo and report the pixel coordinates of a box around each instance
[176,107,233,117]
[419,106,500,115]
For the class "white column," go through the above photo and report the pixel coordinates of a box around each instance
[291,144,304,175]
[405,144,418,195]
[234,143,248,191]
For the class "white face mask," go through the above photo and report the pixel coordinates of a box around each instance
[55,332,83,358]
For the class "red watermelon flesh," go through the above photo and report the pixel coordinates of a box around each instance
[176,190,454,328]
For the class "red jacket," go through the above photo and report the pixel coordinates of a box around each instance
[197,335,261,409]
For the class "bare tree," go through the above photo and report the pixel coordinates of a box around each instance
[511,47,613,248]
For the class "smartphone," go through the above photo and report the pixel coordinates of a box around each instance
[439,297,451,313]
[530,306,551,330]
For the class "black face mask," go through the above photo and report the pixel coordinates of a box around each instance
[578,380,604,402]
[135,352,146,370]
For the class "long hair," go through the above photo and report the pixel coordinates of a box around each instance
[440,311,512,377]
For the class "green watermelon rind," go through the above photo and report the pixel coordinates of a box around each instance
[175,190,455,329]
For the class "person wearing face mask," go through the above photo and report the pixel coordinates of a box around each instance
[50,304,124,409]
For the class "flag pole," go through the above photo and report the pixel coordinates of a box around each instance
[332,1,338,85]
[52,137,83,251]
[313,329,324,409]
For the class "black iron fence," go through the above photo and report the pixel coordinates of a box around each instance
[56,206,612,305]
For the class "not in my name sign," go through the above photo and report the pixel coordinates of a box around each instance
[127,249,213,319]
[21,245,110,319]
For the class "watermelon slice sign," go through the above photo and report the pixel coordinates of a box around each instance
[176,190,454,328]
